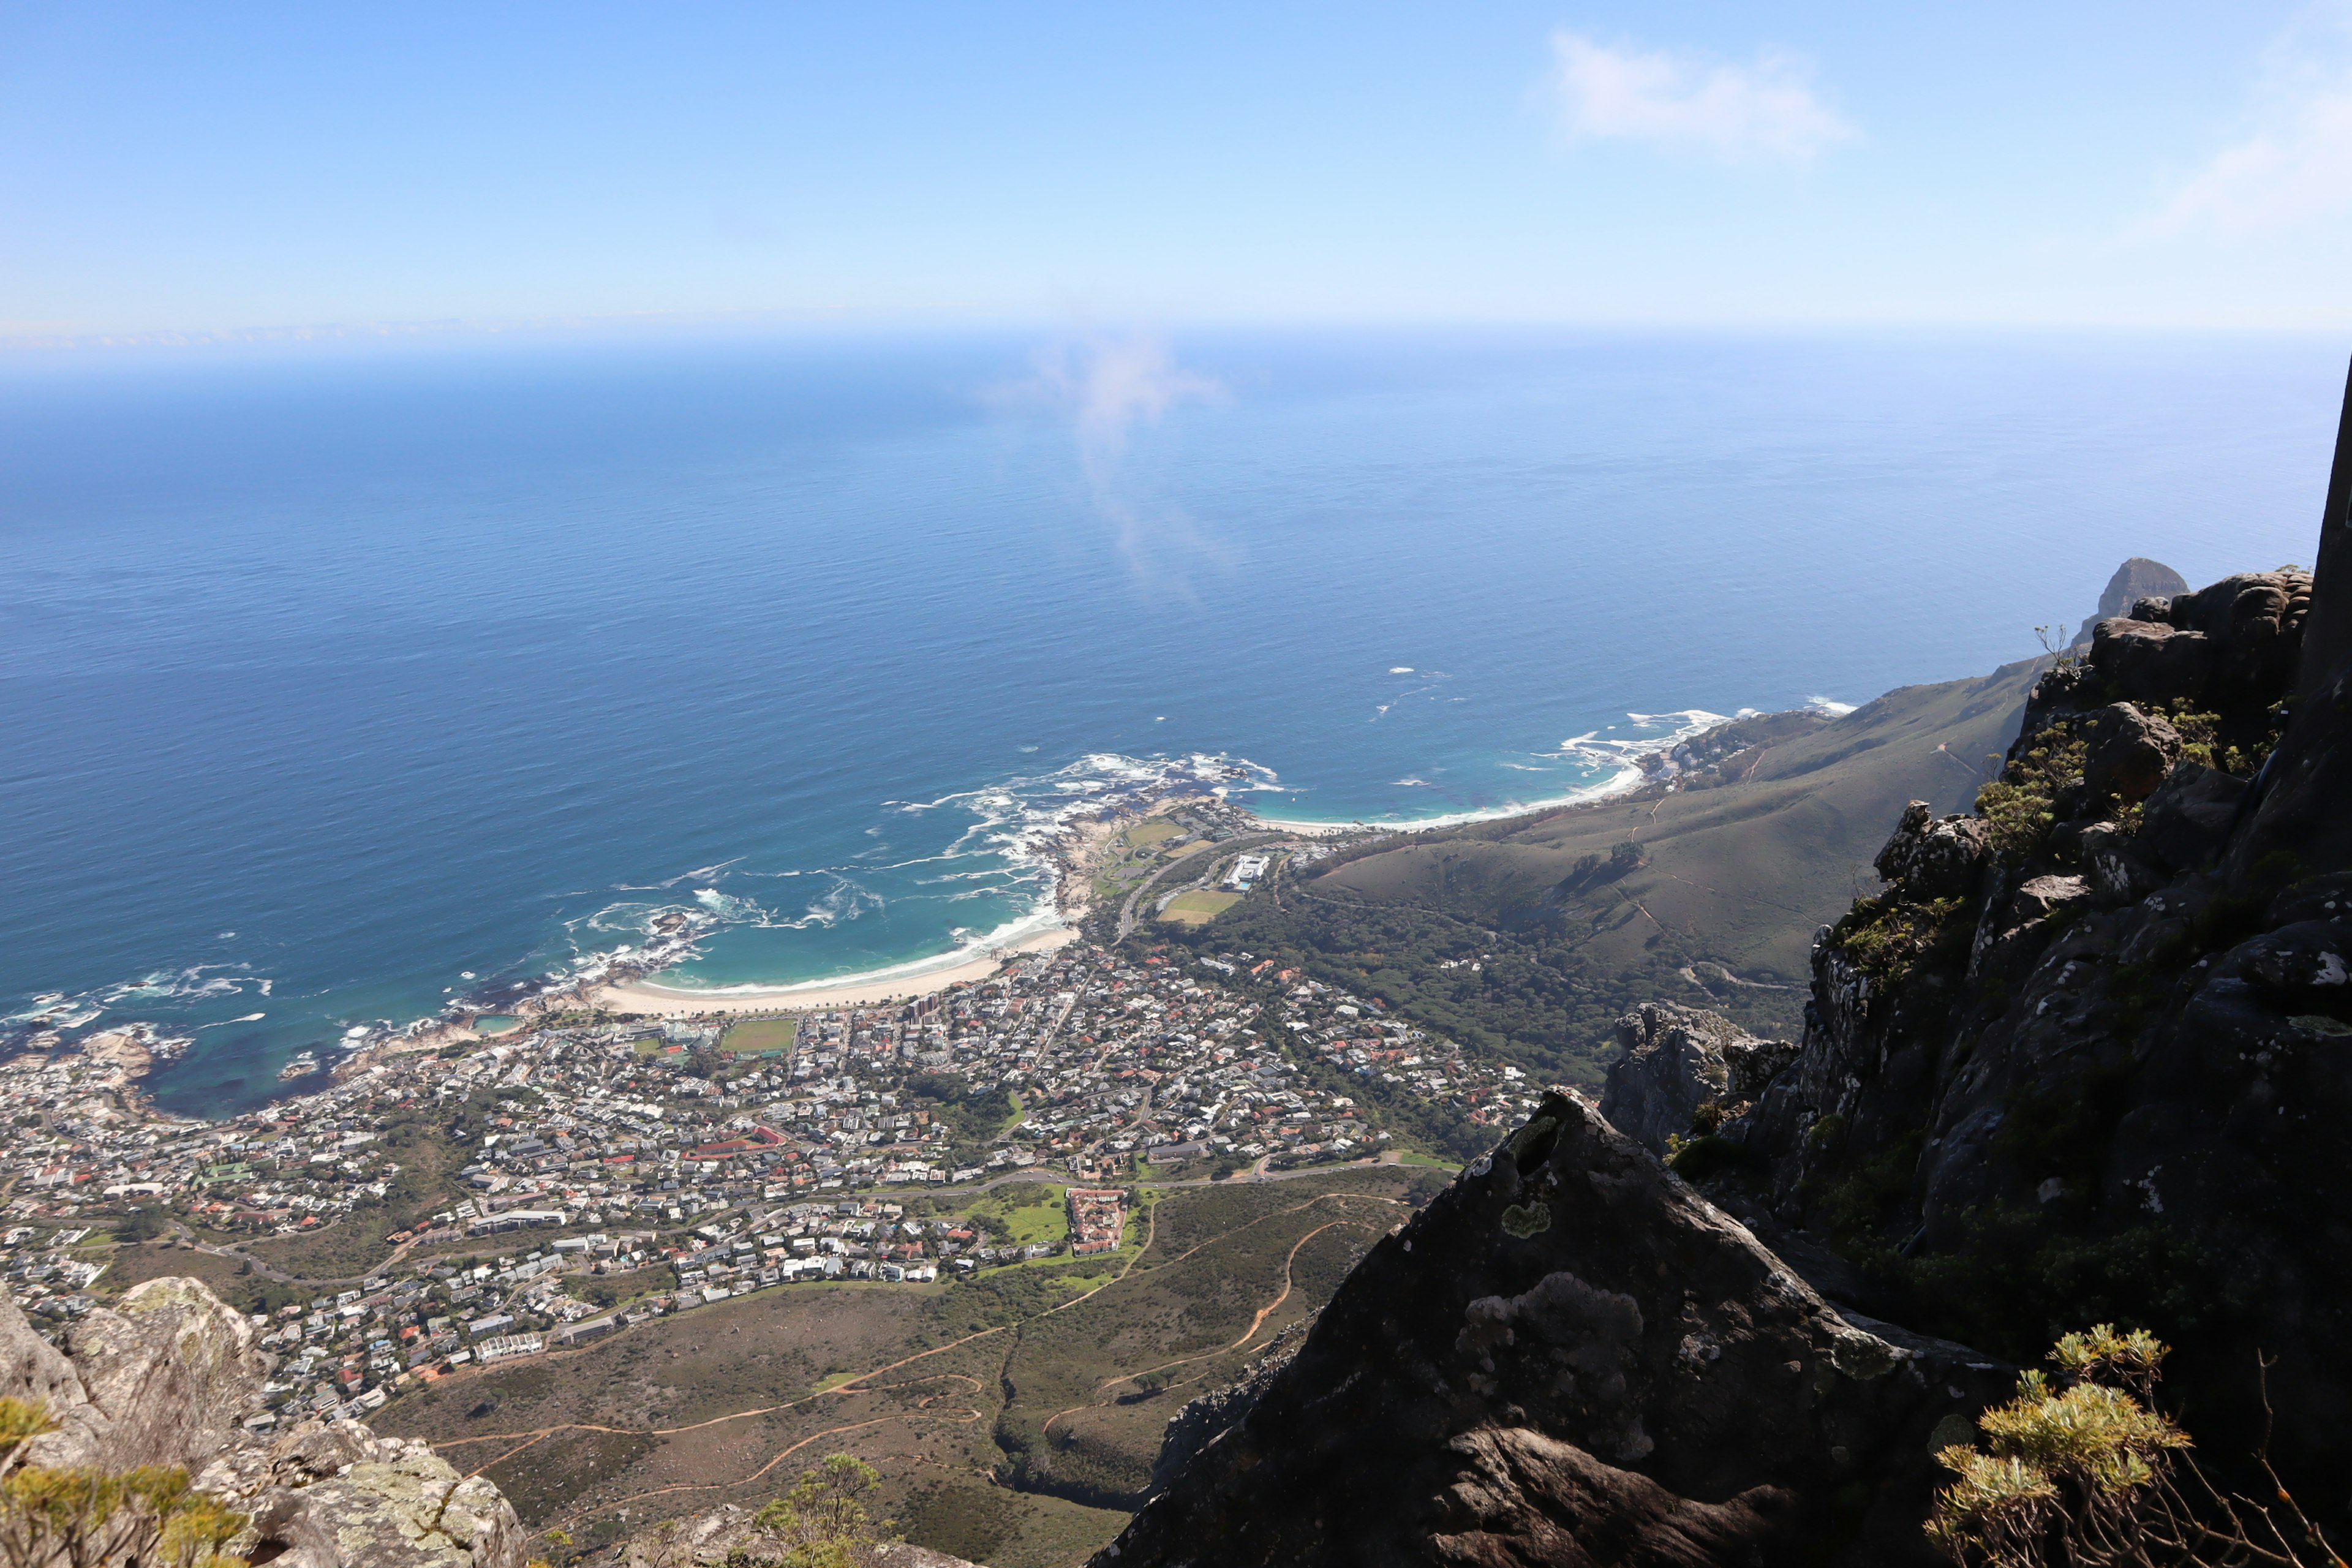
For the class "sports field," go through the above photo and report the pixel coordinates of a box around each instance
[719,1017,797,1055]
[1160,889,1241,925]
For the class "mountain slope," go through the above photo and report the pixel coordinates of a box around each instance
[1313,658,2038,985]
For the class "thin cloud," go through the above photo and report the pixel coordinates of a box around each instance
[1545,31,1856,164]
[994,334,1230,590]
[1022,335,1224,488]
[2151,6,2352,234]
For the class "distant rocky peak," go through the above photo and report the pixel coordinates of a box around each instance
[2071,556,2190,647]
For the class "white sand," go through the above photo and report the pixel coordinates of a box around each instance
[587,925,1078,1017]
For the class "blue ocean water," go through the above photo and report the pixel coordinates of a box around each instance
[0,328,2341,1117]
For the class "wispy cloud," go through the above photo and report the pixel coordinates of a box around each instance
[1024,336,1224,489]
[995,334,1229,589]
[2150,4,2352,234]
[1544,31,1856,164]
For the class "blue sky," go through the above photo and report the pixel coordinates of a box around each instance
[4,2,2350,341]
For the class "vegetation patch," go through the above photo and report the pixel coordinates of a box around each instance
[1975,725,2086,858]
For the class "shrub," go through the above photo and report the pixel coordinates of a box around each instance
[1977,728,2087,859]
[0,1397,249,1568]
[1930,1328,2340,1567]
[1831,896,1965,984]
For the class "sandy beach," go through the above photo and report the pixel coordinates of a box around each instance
[587,924,1079,1017]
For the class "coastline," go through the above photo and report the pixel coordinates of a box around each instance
[586,925,1077,1016]
[573,712,1766,1021]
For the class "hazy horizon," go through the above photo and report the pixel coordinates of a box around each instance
[7,3,2351,345]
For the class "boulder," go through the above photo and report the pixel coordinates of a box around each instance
[2090,619,2215,707]
[1872,802,1990,900]
[2076,703,2182,805]
[619,1503,984,1568]
[2138,763,2247,873]
[2164,570,2312,711]
[1600,1003,1790,1155]
[0,1280,526,1568]
[59,1275,271,1473]
[233,1431,525,1568]
[1097,1095,2010,1568]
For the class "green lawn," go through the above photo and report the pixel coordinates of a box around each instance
[969,1182,1069,1248]
[1125,821,1182,846]
[1161,889,1242,925]
[720,1016,797,1055]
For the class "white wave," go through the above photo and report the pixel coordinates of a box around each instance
[1256,708,1741,835]
[1807,695,1858,717]
[1390,666,1415,673]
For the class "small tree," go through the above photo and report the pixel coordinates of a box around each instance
[1931,1326,2344,1567]
[736,1454,886,1568]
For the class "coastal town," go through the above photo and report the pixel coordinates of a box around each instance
[0,805,1543,1434]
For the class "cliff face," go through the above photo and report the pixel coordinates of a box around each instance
[0,1278,526,1568]
[1717,567,2347,1493]
[1103,381,2352,1562]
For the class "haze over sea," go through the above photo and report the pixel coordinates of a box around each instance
[1,329,2340,1117]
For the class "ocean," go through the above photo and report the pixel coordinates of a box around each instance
[1,326,2340,1117]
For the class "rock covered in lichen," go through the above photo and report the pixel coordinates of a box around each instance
[0,1279,525,1568]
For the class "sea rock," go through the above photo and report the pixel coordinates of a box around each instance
[1600,1003,1791,1155]
[1874,802,1990,900]
[1097,1094,2010,1568]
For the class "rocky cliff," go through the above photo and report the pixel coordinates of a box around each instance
[0,1277,526,1568]
[1096,1093,2009,1566]
[1098,382,2352,1561]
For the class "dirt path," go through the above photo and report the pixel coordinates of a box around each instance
[435,1194,1168,1511]
[1035,1192,1405,1438]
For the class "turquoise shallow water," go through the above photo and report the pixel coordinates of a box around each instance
[0,327,2340,1115]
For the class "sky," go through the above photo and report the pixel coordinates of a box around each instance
[3,2,2351,341]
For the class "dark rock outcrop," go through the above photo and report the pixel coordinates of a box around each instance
[1098,1096,2008,1567]
[1715,548,2352,1517]
[1599,1004,1794,1157]
[0,1280,526,1568]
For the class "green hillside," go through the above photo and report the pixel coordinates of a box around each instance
[1152,657,2040,1087]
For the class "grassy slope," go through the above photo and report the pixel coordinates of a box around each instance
[1156,659,2038,1087]
[1324,657,2039,976]
[371,1167,1446,1568]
